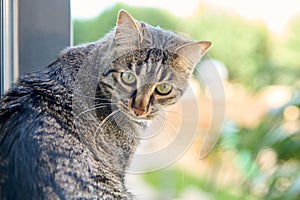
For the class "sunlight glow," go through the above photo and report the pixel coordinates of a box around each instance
[71,0,300,33]
[284,106,300,121]
[204,0,300,34]
[71,0,199,18]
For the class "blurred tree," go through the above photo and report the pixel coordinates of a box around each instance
[72,3,300,199]
[273,15,300,70]
[222,91,300,199]
[73,3,278,90]
[73,3,179,45]
[184,8,271,90]
[266,15,300,88]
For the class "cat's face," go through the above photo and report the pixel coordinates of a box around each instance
[98,10,211,123]
[101,48,188,122]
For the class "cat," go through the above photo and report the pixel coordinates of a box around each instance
[0,10,211,199]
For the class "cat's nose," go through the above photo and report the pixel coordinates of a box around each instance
[133,107,146,116]
[130,93,149,116]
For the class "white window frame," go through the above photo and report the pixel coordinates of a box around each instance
[0,0,71,96]
[1,0,18,96]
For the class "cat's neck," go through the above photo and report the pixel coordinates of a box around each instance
[74,107,140,173]
[74,90,140,173]
[93,106,140,172]
[103,112,140,169]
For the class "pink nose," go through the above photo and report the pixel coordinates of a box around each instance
[133,107,146,116]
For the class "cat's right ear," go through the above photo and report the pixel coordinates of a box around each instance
[114,10,142,43]
[176,41,212,71]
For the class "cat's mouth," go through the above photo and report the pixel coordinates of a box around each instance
[117,103,154,124]
[124,109,153,122]
[122,111,153,128]
[128,116,151,127]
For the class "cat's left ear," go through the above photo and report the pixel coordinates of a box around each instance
[114,10,142,43]
[176,41,212,71]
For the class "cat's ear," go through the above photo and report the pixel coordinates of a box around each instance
[115,10,142,42]
[176,41,212,70]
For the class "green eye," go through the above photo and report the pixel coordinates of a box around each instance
[121,72,136,85]
[156,83,172,95]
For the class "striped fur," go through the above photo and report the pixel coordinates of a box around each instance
[0,10,210,199]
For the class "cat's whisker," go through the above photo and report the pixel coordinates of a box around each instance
[111,111,124,127]
[0,9,212,198]
[76,68,103,80]
[163,128,175,140]
[73,102,119,127]
[74,105,109,123]
[73,92,115,101]
[95,109,121,134]
[94,102,118,107]
[156,113,180,133]
[101,110,124,132]
[158,109,183,116]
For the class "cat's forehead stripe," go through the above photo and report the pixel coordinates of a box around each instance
[114,48,177,65]
[113,48,178,79]
[135,61,143,76]
[159,70,174,82]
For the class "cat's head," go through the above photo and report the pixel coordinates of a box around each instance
[99,10,211,123]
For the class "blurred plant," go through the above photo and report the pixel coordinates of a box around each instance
[268,15,300,89]
[185,9,271,90]
[73,3,179,44]
[142,167,243,199]
[73,4,300,199]
[222,90,300,199]
[73,3,300,90]
[272,15,300,71]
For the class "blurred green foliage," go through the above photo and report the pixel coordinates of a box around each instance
[73,3,300,199]
[222,91,300,199]
[186,10,271,90]
[73,3,300,90]
[273,16,300,71]
[73,4,179,44]
[142,168,243,199]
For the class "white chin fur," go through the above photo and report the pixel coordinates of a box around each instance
[136,119,152,127]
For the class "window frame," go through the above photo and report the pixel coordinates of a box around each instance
[0,0,18,96]
[0,0,71,97]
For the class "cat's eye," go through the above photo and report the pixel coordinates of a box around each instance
[156,83,172,95]
[121,72,136,85]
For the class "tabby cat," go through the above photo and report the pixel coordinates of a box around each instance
[0,10,211,199]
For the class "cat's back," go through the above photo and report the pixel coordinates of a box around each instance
[0,51,131,199]
[0,42,96,139]
[0,61,75,198]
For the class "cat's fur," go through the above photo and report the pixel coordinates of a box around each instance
[0,10,211,199]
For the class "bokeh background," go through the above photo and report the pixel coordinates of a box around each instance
[72,1,300,199]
